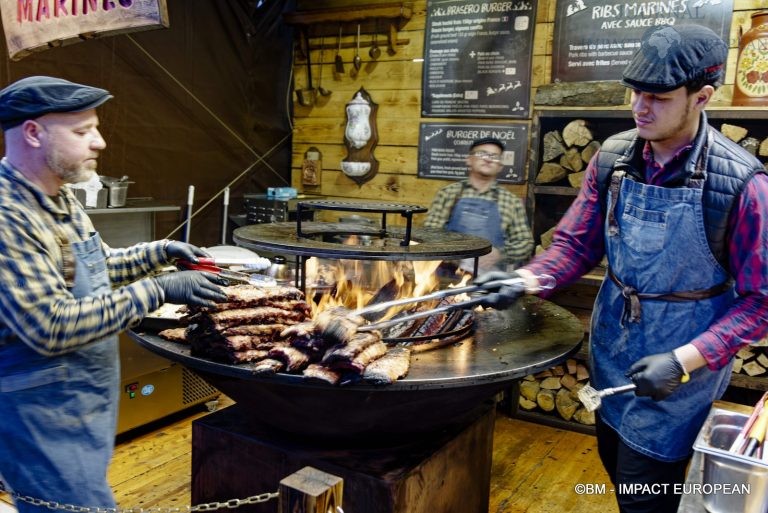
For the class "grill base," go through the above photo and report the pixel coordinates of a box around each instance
[192,402,495,513]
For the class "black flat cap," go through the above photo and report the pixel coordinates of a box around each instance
[0,76,112,130]
[470,136,505,152]
[622,24,727,93]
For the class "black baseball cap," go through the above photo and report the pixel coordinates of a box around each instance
[621,24,727,93]
[470,137,505,152]
[0,76,112,130]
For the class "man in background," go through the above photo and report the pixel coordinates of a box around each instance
[424,136,533,273]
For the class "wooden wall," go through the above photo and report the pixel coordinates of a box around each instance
[290,0,768,225]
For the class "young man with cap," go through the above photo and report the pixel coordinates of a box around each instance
[424,136,533,273]
[0,76,228,512]
[475,24,768,512]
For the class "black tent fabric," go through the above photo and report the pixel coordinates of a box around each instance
[0,0,296,245]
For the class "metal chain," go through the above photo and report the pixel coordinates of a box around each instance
[0,481,278,513]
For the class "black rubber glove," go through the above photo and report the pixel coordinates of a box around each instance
[473,270,524,309]
[165,241,211,264]
[626,352,687,401]
[154,271,228,308]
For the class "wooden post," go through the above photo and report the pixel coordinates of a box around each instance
[278,466,343,513]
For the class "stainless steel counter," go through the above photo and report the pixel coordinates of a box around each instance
[85,199,180,247]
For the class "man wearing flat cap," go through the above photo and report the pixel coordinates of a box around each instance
[474,24,768,512]
[0,76,229,512]
[424,136,534,273]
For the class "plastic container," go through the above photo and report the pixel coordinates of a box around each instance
[692,408,768,513]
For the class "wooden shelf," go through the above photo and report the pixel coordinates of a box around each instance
[284,2,413,39]
[533,185,579,196]
[284,2,412,25]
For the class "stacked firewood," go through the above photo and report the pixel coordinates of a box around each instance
[537,121,768,190]
[517,358,596,426]
[536,119,599,190]
[732,337,768,377]
[719,123,768,163]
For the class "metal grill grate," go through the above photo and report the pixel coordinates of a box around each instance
[182,368,218,404]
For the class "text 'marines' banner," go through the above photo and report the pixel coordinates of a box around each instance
[0,0,169,61]
[552,0,733,83]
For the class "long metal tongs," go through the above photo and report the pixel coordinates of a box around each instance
[355,274,556,332]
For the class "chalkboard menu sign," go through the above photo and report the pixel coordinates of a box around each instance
[418,122,528,184]
[422,0,537,118]
[552,0,733,83]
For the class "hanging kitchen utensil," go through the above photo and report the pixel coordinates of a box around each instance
[334,25,345,74]
[578,383,637,412]
[353,24,362,71]
[369,25,381,60]
[295,31,316,107]
[317,36,331,97]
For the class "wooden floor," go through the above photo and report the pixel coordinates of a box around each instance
[1,396,618,513]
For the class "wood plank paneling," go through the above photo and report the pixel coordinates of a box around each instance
[290,0,762,211]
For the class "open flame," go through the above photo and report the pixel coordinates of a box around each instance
[304,257,471,322]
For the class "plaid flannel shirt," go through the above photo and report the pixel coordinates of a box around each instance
[423,180,534,267]
[0,159,169,356]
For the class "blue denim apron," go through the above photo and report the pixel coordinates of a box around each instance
[445,193,505,249]
[590,176,734,462]
[0,233,118,511]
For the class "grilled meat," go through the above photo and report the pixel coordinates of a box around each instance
[194,303,309,331]
[207,284,304,311]
[315,306,365,344]
[302,364,342,385]
[363,347,411,385]
[322,331,382,365]
[158,327,188,343]
[267,346,312,372]
[251,358,285,375]
[328,340,388,374]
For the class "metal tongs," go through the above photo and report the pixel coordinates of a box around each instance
[177,258,276,287]
[355,274,556,332]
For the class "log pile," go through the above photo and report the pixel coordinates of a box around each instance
[732,337,768,377]
[517,358,596,426]
[719,123,768,161]
[536,119,598,189]
[537,121,768,191]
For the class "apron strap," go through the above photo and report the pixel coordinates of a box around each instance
[606,171,625,236]
[607,267,733,323]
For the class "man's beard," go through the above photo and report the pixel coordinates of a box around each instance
[46,151,96,184]
[645,101,694,143]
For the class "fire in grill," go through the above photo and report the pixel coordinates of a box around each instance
[133,199,584,438]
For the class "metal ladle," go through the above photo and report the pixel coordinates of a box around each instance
[353,24,362,71]
[369,32,381,60]
[317,36,331,96]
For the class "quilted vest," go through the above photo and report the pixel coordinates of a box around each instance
[594,112,765,267]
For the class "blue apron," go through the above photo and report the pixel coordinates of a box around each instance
[590,176,734,462]
[0,232,118,511]
[445,191,505,250]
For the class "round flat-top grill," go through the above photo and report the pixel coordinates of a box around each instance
[132,199,583,439]
[129,296,583,439]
